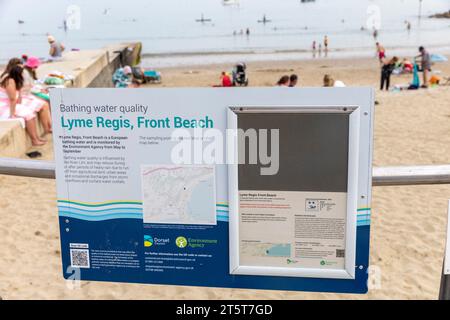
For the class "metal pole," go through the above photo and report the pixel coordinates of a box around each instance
[372,165,450,186]
[2,157,450,299]
[2,158,450,186]
[439,263,450,300]
[439,200,450,300]
[0,158,55,179]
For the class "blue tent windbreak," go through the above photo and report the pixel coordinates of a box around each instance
[431,54,448,63]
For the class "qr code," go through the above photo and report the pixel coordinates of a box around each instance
[336,249,345,258]
[70,249,90,268]
[305,199,319,211]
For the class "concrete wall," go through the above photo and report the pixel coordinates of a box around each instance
[87,51,122,88]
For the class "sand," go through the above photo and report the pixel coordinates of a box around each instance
[1,56,450,299]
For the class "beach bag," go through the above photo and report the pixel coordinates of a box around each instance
[44,77,65,85]
[411,63,420,87]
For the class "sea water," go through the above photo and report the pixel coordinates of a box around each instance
[0,0,449,66]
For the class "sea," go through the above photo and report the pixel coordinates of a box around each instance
[0,0,449,67]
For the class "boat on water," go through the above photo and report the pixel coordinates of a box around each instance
[258,14,271,24]
[196,13,212,23]
[222,0,240,5]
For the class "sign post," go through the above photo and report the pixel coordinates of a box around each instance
[51,87,374,293]
[439,200,450,300]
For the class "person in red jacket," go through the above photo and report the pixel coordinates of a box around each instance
[221,72,232,87]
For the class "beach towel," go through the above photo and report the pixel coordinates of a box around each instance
[408,63,420,89]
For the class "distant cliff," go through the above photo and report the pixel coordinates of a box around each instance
[430,10,450,19]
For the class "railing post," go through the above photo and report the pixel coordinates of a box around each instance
[439,200,450,300]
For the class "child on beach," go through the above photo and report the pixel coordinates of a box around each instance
[376,42,386,63]
[0,65,46,146]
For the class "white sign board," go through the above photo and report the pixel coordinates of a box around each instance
[51,87,374,293]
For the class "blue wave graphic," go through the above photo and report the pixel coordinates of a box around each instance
[59,211,143,221]
[57,206,142,214]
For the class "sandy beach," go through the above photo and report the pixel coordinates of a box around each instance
[1,56,450,299]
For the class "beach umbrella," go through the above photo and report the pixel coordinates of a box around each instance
[431,54,448,63]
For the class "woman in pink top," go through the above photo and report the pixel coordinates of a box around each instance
[0,65,46,146]
[22,56,52,133]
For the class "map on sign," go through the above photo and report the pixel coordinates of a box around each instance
[241,242,291,258]
[141,165,216,225]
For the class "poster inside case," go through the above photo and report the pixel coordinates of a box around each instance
[228,107,360,279]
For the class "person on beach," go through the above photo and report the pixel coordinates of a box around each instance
[376,42,386,62]
[22,57,52,132]
[289,74,298,87]
[405,20,411,32]
[276,75,290,86]
[323,74,334,87]
[416,46,431,88]
[112,65,133,88]
[380,56,399,91]
[1,57,52,133]
[323,74,345,87]
[220,71,232,87]
[47,35,65,59]
[324,35,329,52]
[0,65,46,146]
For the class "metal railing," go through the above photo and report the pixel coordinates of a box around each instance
[2,157,450,186]
[1,156,449,299]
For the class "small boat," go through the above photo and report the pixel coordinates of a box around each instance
[257,14,271,24]
[18,19,25,24]
[196,13,212,23]
[222,0,239,5]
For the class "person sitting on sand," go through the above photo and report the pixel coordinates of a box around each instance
[0,65,46,146]
[323,74,334,87]
[380,56,399,91]
[289,74,298,87]
[47,35,65,60]
[276,75,290,86]
[221,71,232,87]
[112,66,133,88]
[401,58,413,73]
[323,74,346,87]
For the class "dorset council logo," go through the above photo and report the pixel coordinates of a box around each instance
[175,236,188,248]
[144,235,153,247]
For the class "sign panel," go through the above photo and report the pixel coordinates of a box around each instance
[51,88,373,293]
[228,108,359,279]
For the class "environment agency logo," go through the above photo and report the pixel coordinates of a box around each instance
[175,236,188,248]
[144,235,153,247]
